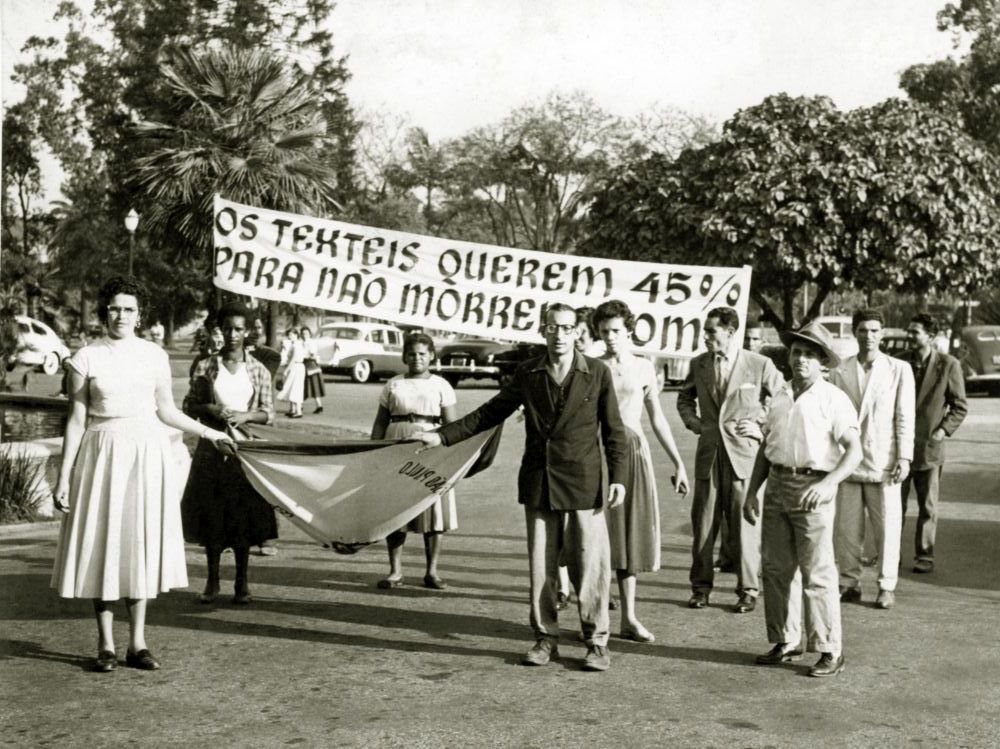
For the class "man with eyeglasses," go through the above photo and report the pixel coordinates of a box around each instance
[413,303,628,672]
[677,306,784,614]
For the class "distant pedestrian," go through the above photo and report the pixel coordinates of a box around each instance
[277,328,305,418]
[51,275,234,673]
[301,326,325,415]
[744,321,861,678]
[370,333,457,590]
[148,320,165,347]
[899,313,968,574]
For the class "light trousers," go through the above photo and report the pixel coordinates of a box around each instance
[525,506,610,647]
[761,471,841,654]
[834,480,902,592]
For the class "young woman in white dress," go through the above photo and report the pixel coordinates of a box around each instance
[51,276,234,672]
[370,333,458,589]
[593,299,690,643]
[277,328,305,418]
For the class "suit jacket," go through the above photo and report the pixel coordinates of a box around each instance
[900,349,968,469]
[437,351,629,511]
[828,353,914,483]
[677,349,784,481]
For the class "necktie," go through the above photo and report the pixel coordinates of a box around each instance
[714,353,725,400]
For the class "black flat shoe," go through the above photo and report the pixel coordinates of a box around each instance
[93,650,117,672]
[125,649,160,671]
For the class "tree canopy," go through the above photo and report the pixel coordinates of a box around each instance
[583,93,1000,329]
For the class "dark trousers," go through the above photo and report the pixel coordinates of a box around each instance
[690,452,760,596]
[901,466,941,562]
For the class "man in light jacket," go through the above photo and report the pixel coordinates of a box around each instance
[829,309,915,610]
[677,306,784,613]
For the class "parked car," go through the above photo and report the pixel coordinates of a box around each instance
[880,328,909,357]
[953,325,1000,396]
[7,315,71,375]
[812,315,859,361]
[431,338,514,387]
[313,322,407,383]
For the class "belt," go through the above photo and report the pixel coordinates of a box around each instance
[389,413,441,424]
[771,464,828,478]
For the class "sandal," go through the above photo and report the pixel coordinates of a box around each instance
[376,577,403,589]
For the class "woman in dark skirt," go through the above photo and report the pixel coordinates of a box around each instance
[300,326,325,414]
[181,302,277,604]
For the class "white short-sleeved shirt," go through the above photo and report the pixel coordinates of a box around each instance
[66,337,170,418]
[763,378,859,471]
[379,374,457,416]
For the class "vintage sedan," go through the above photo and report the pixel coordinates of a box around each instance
[954,325,1000,396]
[431,338,513,387]
[314,322,408,383]
[8,315,71,375]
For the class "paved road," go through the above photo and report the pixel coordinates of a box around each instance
[2,372,999,747]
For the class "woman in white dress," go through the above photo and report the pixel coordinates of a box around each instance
[51,276,234,672]
[370,333,458,589]
[593,300,690,643]
[277,328,305,418]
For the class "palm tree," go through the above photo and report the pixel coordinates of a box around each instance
[131,46,341,338]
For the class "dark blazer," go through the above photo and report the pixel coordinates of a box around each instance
[437,351,629,511]
[677,349,783,481]
[902,350,968,469]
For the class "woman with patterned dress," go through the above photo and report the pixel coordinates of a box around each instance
[593,300,690,643]
[370,333,458,589]
[51,276,234,673]
[277,327,305,418]
[300,326,325,414]
[181,302,277,606]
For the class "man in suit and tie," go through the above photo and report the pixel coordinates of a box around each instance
[677,306,784,613]
[900,313,968,574]
[413,303,629,672]
[829,309,914,610]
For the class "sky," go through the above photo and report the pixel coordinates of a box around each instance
[2,0,961,200]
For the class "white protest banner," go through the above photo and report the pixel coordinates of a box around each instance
[213,195,752,356]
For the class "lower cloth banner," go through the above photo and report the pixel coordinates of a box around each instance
[232,424,502,553]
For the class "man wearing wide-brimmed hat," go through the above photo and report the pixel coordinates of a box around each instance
[743,321,862,678]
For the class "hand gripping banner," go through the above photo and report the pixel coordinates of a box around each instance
[232,424,501,552]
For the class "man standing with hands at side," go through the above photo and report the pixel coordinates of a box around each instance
[413,303,629,672]
[744,322,861,677]
[829,309,914,610]
[678,306,784,614]
[900,313,967,574]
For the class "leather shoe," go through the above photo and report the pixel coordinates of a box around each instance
[913,559,934,574]
[423,574,447,590]
[125,649,160,671]
[755,643,803,665]
[875,589,895,609]
[582,644,610,672]
[714,560,736,574]
[840,586,862,603]
[93,650,117,672]
[688,591,710,609]
[521,639,558,666]
[808,652,845,677]
[734,593,756,614]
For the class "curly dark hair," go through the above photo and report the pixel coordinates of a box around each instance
[402,332,436,361]
[96,276,148,325]
[214,301,253,328]
[593,299,636,333]
[909,313,938,336]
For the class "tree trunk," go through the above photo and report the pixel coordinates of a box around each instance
[165,306,175,347]
[782,288,795,331]
[267,300,280,348]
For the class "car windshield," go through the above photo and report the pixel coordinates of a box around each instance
[323,328,362,340]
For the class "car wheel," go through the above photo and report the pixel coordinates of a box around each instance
[350,360,372,383]
[42,352,61,376]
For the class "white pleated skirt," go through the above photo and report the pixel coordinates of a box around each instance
[51,416,188,600]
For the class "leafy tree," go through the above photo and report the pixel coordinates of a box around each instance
[131,46,339,341]
[583,94,1000,329]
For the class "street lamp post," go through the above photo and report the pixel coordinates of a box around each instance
[124,208,139,276]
